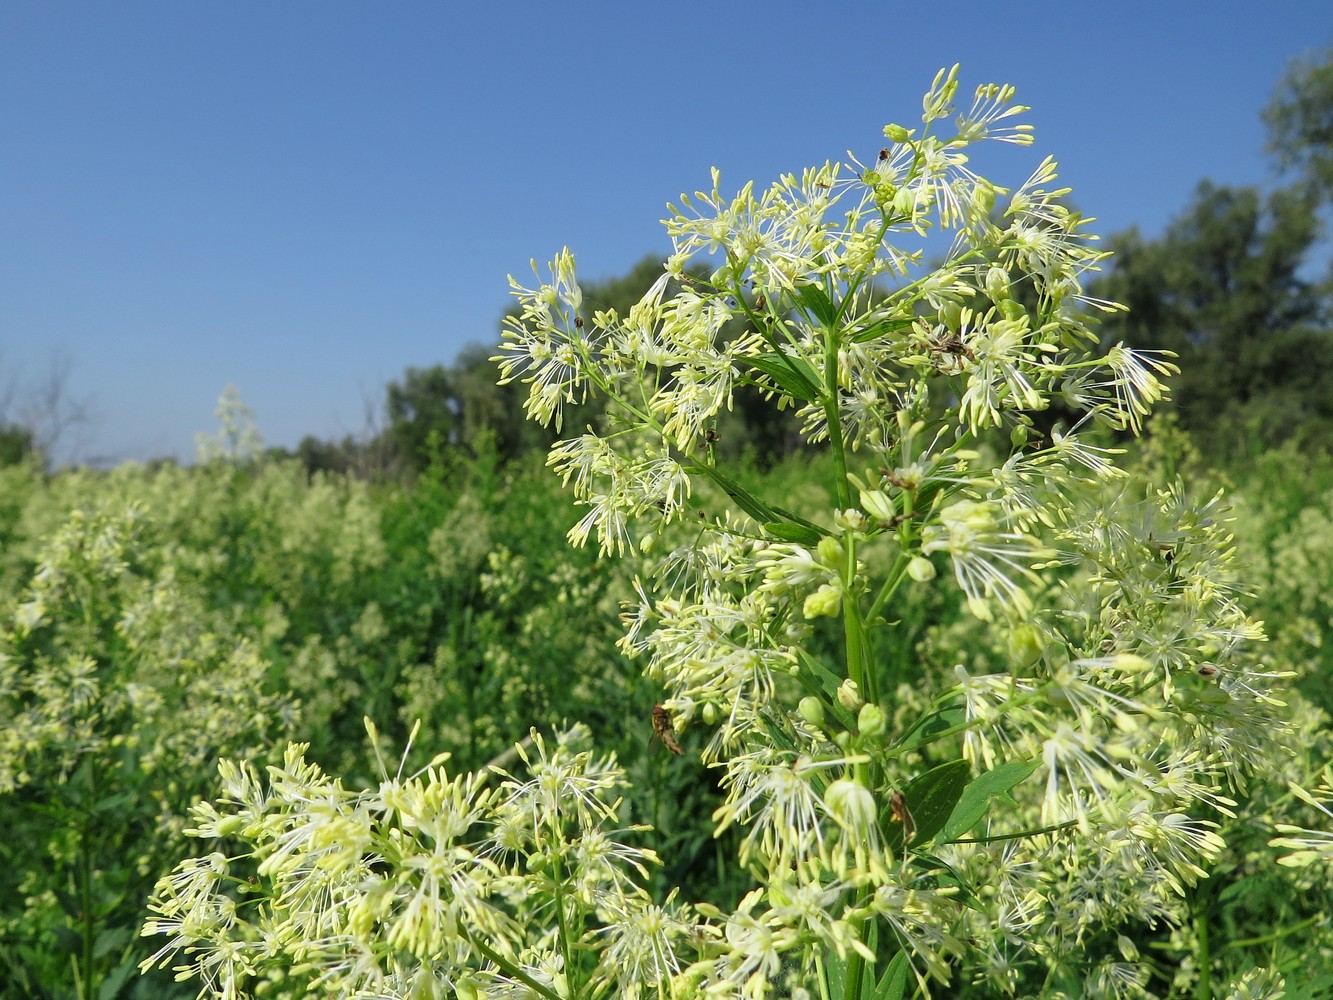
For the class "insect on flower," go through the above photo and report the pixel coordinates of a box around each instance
[890,790,916,843]
[651,705,684,755]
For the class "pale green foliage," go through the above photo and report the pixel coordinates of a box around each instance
[195,384,264,463]
[144,67,1307,998]
[0,500,295,997]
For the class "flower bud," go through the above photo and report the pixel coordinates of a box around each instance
[1195,684,1231,707]
[825,778,877,834]
[834,508,868,533]
[798,696,826,728]
[860,489,896,523]
[803,582,843,619]
[974,182,997,217]
[985,265,1011,302]
[907,555,937,582]
[816,535,845,570]
[1113,653,1153,675]
[836,678,863,713]
[883,123,912,143]
[998,298,1027,322]
[1006,624,1046,668]
[857,702,886,738]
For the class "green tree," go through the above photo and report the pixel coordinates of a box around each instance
[0,422,35,467]
[1266,46,1333,204]
[384,363,459,473]
[1090,51,1333,459]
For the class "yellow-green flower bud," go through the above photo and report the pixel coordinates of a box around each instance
[985,265,1011,302]
[883,123,911,143]
[834,508,868,532]
[1006,624,1046,668]
[825,778,877,834]
[1113,653,1153,675]
[836,678,863,713]
[702,702,717,725]
[892,186,916,217]
[1010,423,1029,449]
[798,696,826,728]
[907,555,937,582]
[816,536,845,570]
[860,489,896,522]
[803,582,843,619]
[974,182,998,217]
[998,298,1027,322]
[857,702,886,738]
[1196,684,1231,706]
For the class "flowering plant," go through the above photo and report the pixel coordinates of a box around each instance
[145,67,1294,998]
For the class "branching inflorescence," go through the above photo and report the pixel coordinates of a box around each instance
[144,66,1294,999]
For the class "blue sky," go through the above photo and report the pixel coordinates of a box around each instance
[3,2,1330,465]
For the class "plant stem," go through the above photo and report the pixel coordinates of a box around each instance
[78,758,96,1000]
[463,928,566,1000]
[1193,880,1212,1000]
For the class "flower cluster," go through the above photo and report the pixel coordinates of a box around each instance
[145,66,1304,999]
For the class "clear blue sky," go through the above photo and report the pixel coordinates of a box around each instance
[2,2,1330,465]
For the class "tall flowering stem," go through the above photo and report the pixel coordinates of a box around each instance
[495,62,1276,996]
[143,66,1289,999]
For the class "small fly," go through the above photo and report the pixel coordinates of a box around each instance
[651,705,684,756]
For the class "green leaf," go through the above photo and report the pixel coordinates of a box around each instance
[940,760,1040,842]
[94,925,132,959]
[747,352,821,402]
[700,467,780,525]
[768,504,828,535]
[891,707,965,754]
[904,851,980,909]
[851,317,914,344]
[885,759,971,850]
[97,961,137,1000]
[794,282,841,325]
[873,951,910,1000]
[763,521,823,545]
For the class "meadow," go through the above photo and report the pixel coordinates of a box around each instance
[6,66,1333,1000]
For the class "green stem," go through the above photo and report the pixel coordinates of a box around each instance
[949,818,1078,844]
[886,688,1046,759]
[1193,881,1212,1000]
[463,928,566,1000]
[551,845,577,996]
[823,315,852,511]
[864,552,911,628]
[1223,914,1320,949]
[78,758,96,1000]
[843,536,868,694]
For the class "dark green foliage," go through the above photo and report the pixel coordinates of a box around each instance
[1266,46,1333,204]
[1092,180,1331,459]
[1089,48,1333,462]
[0,421,36,467]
